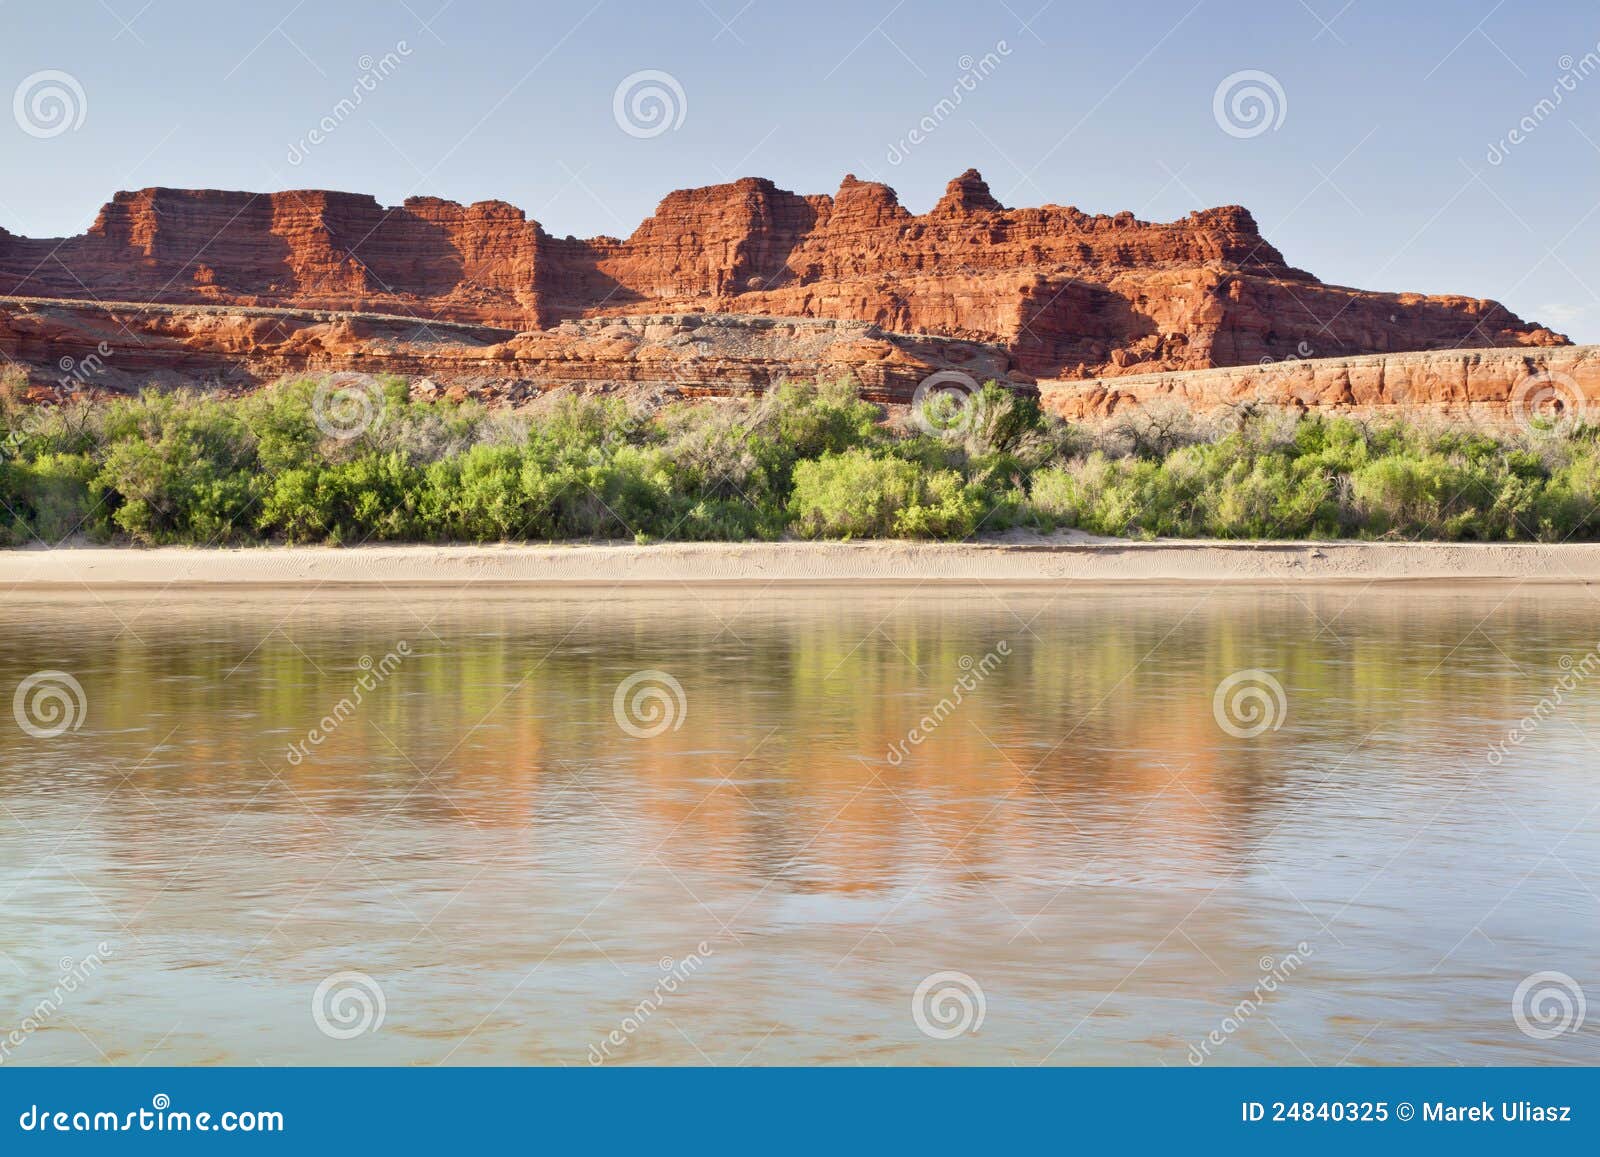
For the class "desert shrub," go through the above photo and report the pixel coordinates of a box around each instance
[1027,453,1201,538]
[540,450,675,539]
[259,452,422,544]
[789,449,982,539]
[763,380,881,468]
[413,444,529,541]
[12,453,100,542]
[789,451,920,538]
[1026,465,1086,530]
[92,392,258,543]
[1350,455,1468,536]
[657,403,769,501]
[4,375,1600,546]
[1097,399,1215,459]
[892,470,987,538]
[663,495,778,541]
[1197,453,1333,538]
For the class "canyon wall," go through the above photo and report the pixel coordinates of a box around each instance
[1040,345,1600,425]
[0,170,1566,387]
[0,297,1022,404]
[7,294,1591,428]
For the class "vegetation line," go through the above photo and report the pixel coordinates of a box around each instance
[4,371,1599,547]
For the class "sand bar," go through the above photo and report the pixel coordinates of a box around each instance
[3,538,1600,588]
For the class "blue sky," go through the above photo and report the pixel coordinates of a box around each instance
[4,0,1599,339]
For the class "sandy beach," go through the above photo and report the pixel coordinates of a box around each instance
[4,536,1600,587]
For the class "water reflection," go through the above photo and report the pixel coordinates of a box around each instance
[1,585,1597,1065]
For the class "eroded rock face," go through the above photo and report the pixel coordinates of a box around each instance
[0,171,1566,385]
[1040,345,1600,425]
[0,297,1024,404]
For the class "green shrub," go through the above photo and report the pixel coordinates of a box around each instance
[789,449,982,539]
[0,374,1598,546]
[92,392,258,543]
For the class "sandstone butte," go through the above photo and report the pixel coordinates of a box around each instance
[0,168,1588,418]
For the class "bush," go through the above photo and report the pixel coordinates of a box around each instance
[92,392,258,543]
[789,449,982,538]
[2,374,1599,546]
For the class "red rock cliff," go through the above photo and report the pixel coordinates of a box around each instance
[0,170,1565,381]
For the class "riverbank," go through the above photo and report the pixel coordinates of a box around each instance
[5,537,1600,587]
[11,380,1600,551]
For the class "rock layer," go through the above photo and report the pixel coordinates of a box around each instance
[1040,345,1600,424]
[0,297,1023,403]
[0,171,1566,384]
[6,295,1591,428]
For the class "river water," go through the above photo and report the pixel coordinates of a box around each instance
[2,585,1597,1065]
